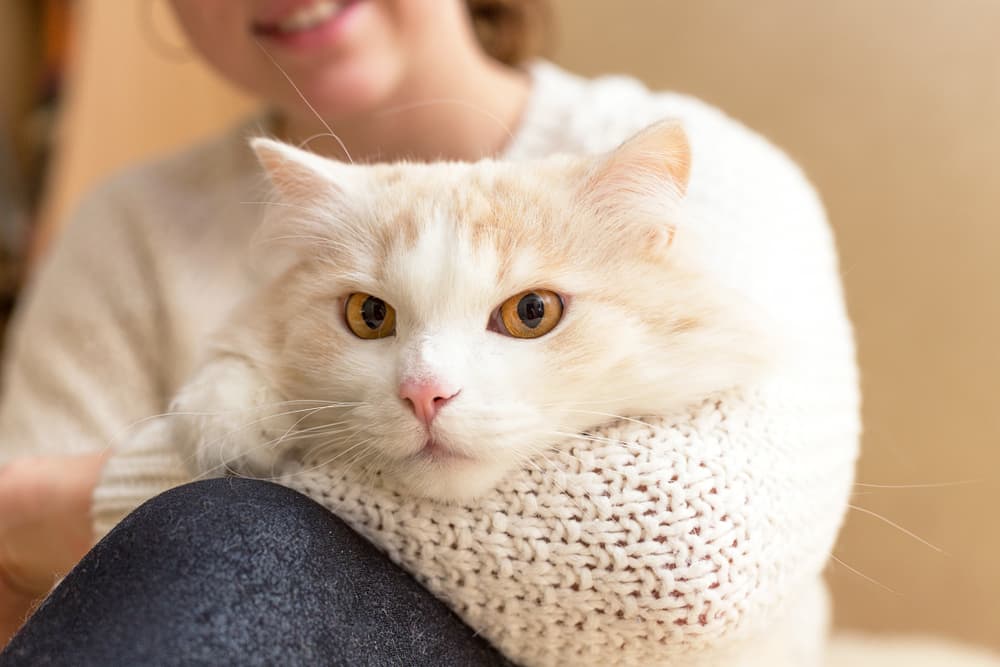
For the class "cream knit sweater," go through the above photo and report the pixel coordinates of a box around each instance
[0,62,864,665]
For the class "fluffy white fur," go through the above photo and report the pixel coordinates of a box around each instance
[169,121,773,501]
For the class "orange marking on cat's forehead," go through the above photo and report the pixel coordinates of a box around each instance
[348,159,617,293]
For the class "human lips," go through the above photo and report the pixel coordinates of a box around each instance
[251,0,360,38]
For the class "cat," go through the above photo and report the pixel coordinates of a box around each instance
[169,120,773,501]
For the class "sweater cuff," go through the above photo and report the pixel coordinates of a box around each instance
[91,419,191,539]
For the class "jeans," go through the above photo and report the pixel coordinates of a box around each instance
[1,478,513,666]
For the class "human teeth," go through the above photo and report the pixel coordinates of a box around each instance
[277,1,341,32]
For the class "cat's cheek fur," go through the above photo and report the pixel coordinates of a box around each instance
[170,356,297,477]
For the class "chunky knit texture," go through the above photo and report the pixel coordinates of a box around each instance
[0,62,860,665]
[279,381,855,666]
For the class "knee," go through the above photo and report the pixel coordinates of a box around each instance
[112,478,342,553]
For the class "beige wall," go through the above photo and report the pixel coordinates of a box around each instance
[34,0,253,254]
[41,0,1000,651]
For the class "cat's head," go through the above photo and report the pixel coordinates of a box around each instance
[247,121,770,500]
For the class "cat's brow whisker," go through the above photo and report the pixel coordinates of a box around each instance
[846,503,945,554]
[254,40,354,163]
[828,554,898,595]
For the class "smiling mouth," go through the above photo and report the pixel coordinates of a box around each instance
[252,0,359,37]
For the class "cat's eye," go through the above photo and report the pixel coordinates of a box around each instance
[493,290,564,339]
[345,293,396,339]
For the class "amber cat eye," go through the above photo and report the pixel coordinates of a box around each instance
[494,290,564,339]
[345,293,396,339]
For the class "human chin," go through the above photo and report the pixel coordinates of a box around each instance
[297,53,405,117]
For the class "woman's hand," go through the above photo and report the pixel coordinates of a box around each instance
[0,451,108,645]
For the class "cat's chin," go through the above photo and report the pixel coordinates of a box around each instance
[385,458,512,503]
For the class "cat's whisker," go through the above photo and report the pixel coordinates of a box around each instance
[299,427,370,462]
[107,400,365,451]
[853,480,982,490]
[181,404,362,475]
[828,554,898,595]
[253,234,357,255]
[846,503,945,554]
[539,394,655,408]
[531,445,594,472]
[254,40,354,163]
[546,430,651,455]
[279,436,378,479]
[198,405,337,450]
[548,409,659,429]
[255,421,360,453]
[296,438,375,480]
[267,403,358,450]
[358,450,388,491]
[519,450,588,514]
[305,430,375,463]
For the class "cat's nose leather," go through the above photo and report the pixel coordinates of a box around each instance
[399,379,460,426]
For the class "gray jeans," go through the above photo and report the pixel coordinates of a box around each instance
[0,478,513,666]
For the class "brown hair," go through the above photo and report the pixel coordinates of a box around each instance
[465,0,553,66]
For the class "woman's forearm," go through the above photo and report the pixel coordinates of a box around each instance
[0,450,109,644]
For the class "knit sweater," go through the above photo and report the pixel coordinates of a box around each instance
[0,62,860,665]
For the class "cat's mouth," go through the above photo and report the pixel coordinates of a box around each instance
[416,438,476,464]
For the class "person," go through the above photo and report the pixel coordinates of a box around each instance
[0,0,858,664]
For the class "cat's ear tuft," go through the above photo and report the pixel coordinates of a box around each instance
[581,120,691,255]
[251,137,346,201]
[592,120,691,199]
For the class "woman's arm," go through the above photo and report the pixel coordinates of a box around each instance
[0,452,107,644]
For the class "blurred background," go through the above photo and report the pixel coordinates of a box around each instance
[1,0,997,652]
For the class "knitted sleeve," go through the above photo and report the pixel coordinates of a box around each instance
[0,180,190,532]
[274,363,858,667]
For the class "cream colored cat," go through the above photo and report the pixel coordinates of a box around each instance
[170,120,772,500]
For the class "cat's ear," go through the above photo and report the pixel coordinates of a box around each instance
[251,137,357,203]
[248,138,366,276]
[592,119,690,197]
[581,120,691,253]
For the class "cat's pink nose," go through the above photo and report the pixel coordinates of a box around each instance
[399,379,460,426]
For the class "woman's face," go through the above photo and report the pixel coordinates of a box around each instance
[169,0,464,119]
